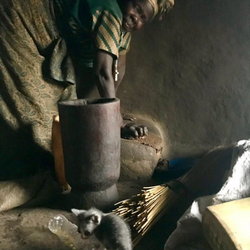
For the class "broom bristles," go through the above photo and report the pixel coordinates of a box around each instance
[113,182,183,246]
[114,146,233,246]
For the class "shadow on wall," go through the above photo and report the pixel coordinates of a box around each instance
[117,0,250,159]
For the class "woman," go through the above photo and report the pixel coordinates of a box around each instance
[0,0,173,181]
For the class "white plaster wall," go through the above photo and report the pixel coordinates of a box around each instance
[117,0,250,159]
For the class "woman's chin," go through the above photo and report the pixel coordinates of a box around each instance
[122,21,132,32]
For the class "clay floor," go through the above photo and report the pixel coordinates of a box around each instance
[0,179,185,250]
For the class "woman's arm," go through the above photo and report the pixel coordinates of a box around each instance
[92,49,123,126]
[93,51,126,97]
[114,54,126,92]
[93,50,116,98]
[80,49,148,138]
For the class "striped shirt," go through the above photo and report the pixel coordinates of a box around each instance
[54,0,131,67]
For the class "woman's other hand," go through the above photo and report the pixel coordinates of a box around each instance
[121,122,148,139]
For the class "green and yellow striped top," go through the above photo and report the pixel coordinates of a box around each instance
[54,0,131,67]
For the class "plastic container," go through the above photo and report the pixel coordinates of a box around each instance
[48,214,98,250]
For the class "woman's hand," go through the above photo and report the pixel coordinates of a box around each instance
[121,122,148,139]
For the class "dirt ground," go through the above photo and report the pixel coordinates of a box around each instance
[0,180,182,250]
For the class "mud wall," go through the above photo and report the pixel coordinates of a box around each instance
[117,0,250,159]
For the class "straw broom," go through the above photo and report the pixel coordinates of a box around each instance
[113,182,181,245]
[113,145,234,245]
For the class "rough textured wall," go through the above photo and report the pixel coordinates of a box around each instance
[117,0,250,159]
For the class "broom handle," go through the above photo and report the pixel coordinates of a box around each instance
[134,146,234,245]
[178,145,234,201]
